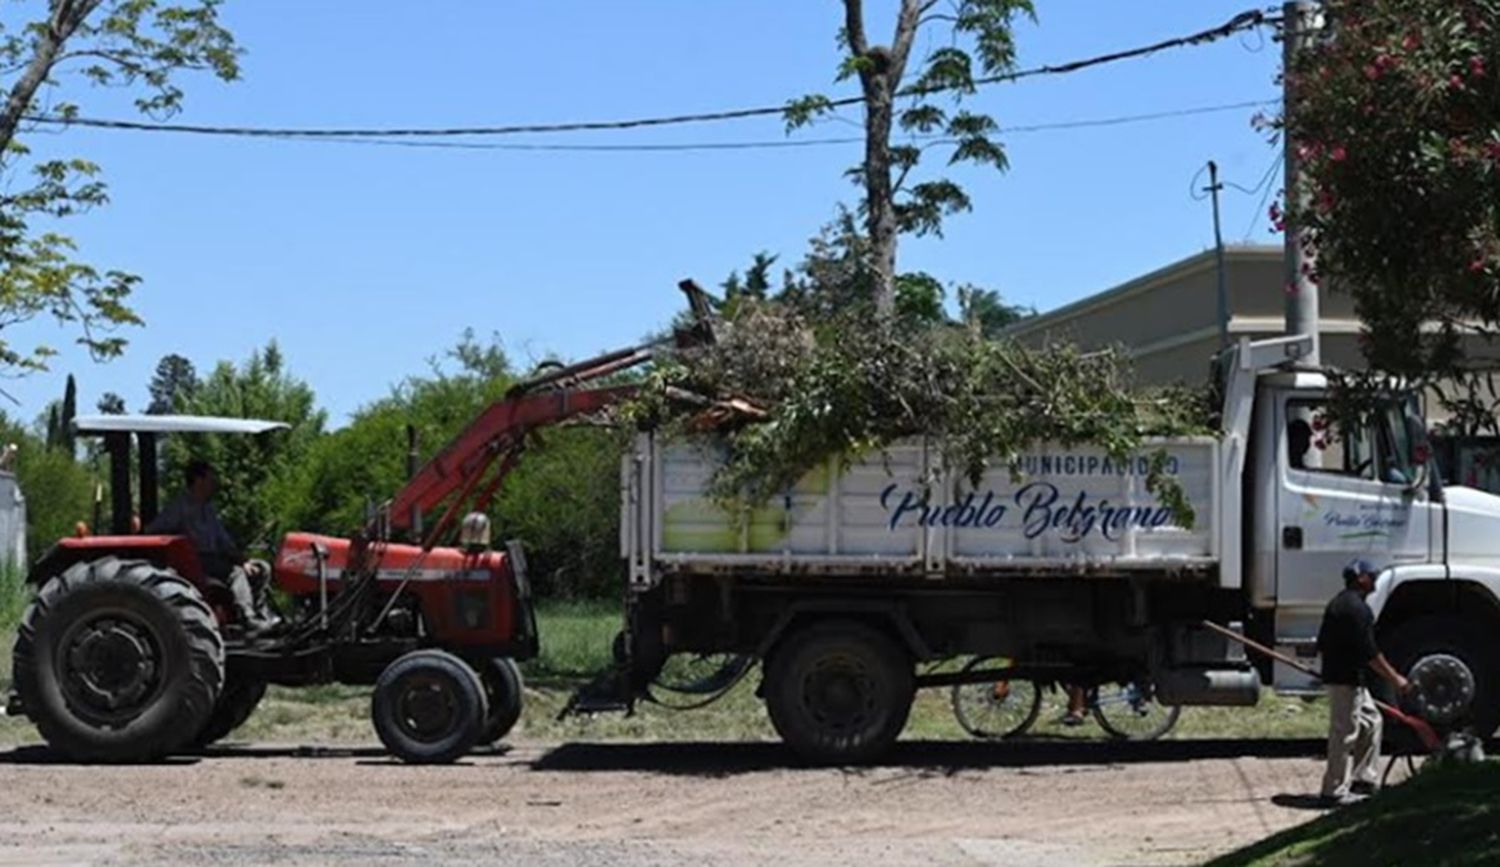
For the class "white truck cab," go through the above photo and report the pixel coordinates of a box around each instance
[1229,338,1500,731]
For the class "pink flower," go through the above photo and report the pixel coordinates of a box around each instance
[1451,74,1466,90]
[1330,146,1348,162]
[1471,57,1487,78]
[1403,34,1421,51]
[1364,64,1381,81]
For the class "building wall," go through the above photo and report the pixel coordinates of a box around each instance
[1008,246,1365,388]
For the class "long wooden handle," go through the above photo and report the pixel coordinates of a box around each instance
[1202,620,1444,750]
[1200,619,1323,679]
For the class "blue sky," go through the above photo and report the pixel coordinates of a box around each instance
[11,0,1283,426]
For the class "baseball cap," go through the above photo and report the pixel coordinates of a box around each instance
[1343,558,1379,583]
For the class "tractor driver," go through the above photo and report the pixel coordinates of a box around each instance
[147,459,278,633]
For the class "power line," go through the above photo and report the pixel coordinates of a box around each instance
[18,9,1274,142]
[221,99,1278,153]
[1242,145,1285,241]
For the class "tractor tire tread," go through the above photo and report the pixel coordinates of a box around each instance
[11,557,225,762]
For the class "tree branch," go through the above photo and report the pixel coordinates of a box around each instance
[0,0,102,154]
[890,0,925,84]
[843,0,868,57]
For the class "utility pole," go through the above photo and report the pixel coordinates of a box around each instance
[1283,0,1321,364]
[1205,161,1230,350]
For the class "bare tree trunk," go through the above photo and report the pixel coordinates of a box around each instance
[0,0,101,157]
[847,0,925,318]
[862,70,897,317]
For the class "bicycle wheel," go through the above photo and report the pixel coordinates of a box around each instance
[951,657,1042,740]
[1091,682,1181,741]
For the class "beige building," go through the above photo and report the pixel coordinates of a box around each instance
[1006,245,1362,386]
[1008,246,1500,490]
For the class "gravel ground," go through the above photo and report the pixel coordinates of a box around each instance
[0,737,1355,867]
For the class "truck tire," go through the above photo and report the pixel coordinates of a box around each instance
[764,620,914,765]
[193,677,268,748]
[1384,615,1500,738]
[12,557,225,762]
[372,650,488,764]
[476,657,523,745]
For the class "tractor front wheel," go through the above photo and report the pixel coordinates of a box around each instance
[12,557,225,762]
[371,650,488,764]
[476,657,524,746]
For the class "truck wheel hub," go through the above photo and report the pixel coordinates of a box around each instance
[803,655,875,730]
[64,617,159,714]
[1409,654,1476,727]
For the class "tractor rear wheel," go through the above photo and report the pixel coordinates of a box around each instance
[371,650,488,764]
[193,676,268,748]
[12,557,225,762]
[476,657,524,746]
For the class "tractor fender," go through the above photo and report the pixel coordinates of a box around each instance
[28,536,203,586]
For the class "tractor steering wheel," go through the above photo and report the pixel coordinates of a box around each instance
[243,520,283,561]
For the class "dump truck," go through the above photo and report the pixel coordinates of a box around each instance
[606,334,1500,763]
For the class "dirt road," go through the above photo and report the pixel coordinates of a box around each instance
[0,738,1338,867]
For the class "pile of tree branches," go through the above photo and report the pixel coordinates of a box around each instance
[630,300,1214,525]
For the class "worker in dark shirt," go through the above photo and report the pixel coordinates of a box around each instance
[1316,559,1411,805]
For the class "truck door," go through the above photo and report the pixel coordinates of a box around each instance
[1273,396,1434,691]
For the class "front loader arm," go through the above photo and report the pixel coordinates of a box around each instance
[385,384,637,536]
[377,279,719,544]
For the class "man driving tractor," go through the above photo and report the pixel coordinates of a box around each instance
[147,459,278,633]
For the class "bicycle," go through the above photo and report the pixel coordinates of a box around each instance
[950,657,1182,741]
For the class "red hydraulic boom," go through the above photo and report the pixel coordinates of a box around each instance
[376,280,717,547]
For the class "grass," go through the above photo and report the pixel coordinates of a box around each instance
[1208,761,1500,867]
[0,595,1332,747]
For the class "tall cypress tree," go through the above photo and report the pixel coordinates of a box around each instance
[60,374,77,457]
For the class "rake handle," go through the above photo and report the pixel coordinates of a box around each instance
[1198,619,1421,723]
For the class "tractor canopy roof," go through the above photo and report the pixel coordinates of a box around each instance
[72,414,290,437]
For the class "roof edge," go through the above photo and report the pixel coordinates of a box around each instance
[1004,245,1281,339]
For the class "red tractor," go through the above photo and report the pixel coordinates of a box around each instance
[5,285,716,763]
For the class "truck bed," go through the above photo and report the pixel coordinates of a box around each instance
[623,434,1221,585]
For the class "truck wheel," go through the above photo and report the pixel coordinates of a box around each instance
[476,657,523,745]
[11,557,225,762]
[1385,616,1500,737]
[764,620,914,765]
[193,677,268,748]
[372,650,488,764]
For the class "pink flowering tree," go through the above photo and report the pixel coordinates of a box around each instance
[1284,0,1500,433]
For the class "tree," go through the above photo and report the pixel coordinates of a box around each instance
[43,402,59,451]
[147,353,198,414]
[1282,0,1500,431]
[722,252,779,305]
[787,0,1034,314]
[0,1,239,375]
[59,373,76,456]
[96,391,125,414]
[166,342,325,547]
[0,411,93,564]
[958,284,1031,337]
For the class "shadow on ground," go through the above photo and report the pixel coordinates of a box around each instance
[529,737,1333,777]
